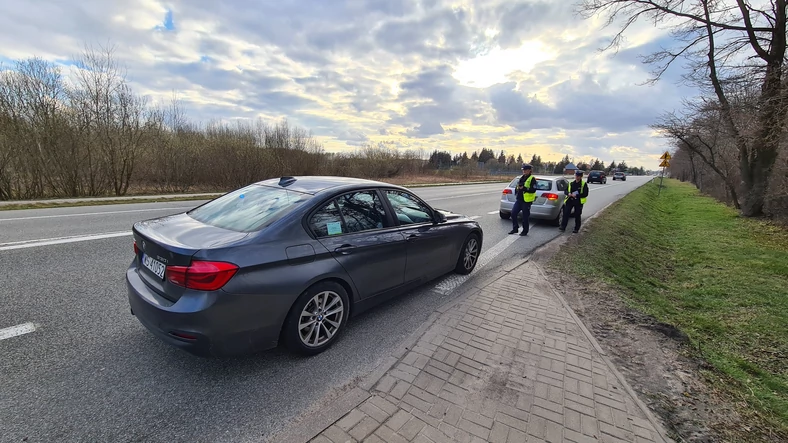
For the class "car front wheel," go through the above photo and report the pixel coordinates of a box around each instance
[499,211,510,219]
[454,233,480,275]
[283,281,350,356]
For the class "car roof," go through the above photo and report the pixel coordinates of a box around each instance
[507,175,565,185]
[254,175,401,195]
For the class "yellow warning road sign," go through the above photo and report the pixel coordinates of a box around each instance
[659,159,670,168]
[660,151,671,160]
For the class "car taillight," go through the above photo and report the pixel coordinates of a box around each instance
[166,261,239,291]
[544,193,559,200]
[133,240,139,255]
[502,189,512,194]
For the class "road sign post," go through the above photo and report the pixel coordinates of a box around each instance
[657,151,671,196]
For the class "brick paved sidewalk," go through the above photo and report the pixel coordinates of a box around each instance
[309,260,673,443]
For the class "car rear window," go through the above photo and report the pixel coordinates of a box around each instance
[187,184,313,232]
[509,177,553,191]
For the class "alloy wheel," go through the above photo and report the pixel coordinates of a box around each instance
[298,291,344,348]
[463,237,479,270]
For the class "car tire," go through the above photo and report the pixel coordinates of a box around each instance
[552,206,563,226]
[454,232,481,275]
[282,281,350,356]
[499,211,510,219]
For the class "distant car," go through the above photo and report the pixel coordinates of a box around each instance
[613,172,626,181]
[587,170,607,184]
[127,176,484,357]
[499,176,569,226]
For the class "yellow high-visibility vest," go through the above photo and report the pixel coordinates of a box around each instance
[565,180,588,204]
[522,175,536,203]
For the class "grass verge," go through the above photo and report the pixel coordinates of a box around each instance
[548,178,788,438]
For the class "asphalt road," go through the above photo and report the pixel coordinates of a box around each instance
[0,176,653,443]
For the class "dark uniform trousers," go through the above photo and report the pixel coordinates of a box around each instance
[511,199,532,233]
[561,199,583,231]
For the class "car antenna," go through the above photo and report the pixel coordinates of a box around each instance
[279,176,296,187]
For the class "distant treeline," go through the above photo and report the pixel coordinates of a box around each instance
[0,44,646,201]
[427,149,648,176]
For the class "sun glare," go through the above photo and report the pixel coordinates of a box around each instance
[452,41,554,88]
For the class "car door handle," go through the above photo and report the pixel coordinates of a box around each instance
[334,244,356,254]
[406,234,420,241]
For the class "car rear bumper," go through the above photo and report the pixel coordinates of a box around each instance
[126,262,285,357]
[499,198,562,220]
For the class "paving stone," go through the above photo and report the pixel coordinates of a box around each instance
[324,424,356,443]
[348,416,380,441]
[372,425,409,443]
[385,409,412,432]
[457,417,491,440]
[399,416,427,441]
[506,427,528,443]
[490,421,511,443]
[362,434,386,443]
[337,409,365,432]
[308,262,670,443]
[421,424,455,443]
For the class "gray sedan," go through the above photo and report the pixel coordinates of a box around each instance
[126,176,483,357]
[498,175,570,226]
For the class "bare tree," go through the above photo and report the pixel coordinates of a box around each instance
[70,43,147,196]
[579,0,787,216]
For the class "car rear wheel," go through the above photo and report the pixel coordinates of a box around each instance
[499,211,510,219]
[283,281,350,356]
[552,206,564,226]
[454,233,480,275]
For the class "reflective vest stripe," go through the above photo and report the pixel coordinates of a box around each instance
[522,176,536,203]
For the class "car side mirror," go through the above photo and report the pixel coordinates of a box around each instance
[433,211,446,224]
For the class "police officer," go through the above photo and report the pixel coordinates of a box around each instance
[509,163,537,236]
[560,170,589,233]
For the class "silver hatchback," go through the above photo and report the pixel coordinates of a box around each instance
[498,175,570,226]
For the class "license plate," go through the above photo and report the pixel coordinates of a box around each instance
[142,254,166,280]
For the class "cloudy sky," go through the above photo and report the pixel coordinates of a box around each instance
[0,0,699,169]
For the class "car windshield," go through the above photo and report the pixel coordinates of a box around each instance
[187,184,313,232]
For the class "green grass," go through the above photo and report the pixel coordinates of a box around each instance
[549,178,788,435]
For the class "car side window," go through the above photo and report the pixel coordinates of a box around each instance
[384,190,433,225]
[557,180,566,192]
[335,191,388,233]
[310,200,345,237]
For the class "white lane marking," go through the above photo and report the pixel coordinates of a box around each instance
[429,192,494,201]
[0,207,194,222]
[0,231,131,251]
[487,211,498,215]
[0,322,38,341]
[433,224,533,295]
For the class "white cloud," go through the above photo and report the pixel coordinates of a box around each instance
[0,0,698,169]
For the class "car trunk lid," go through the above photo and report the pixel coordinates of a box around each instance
[132,213,249,301]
